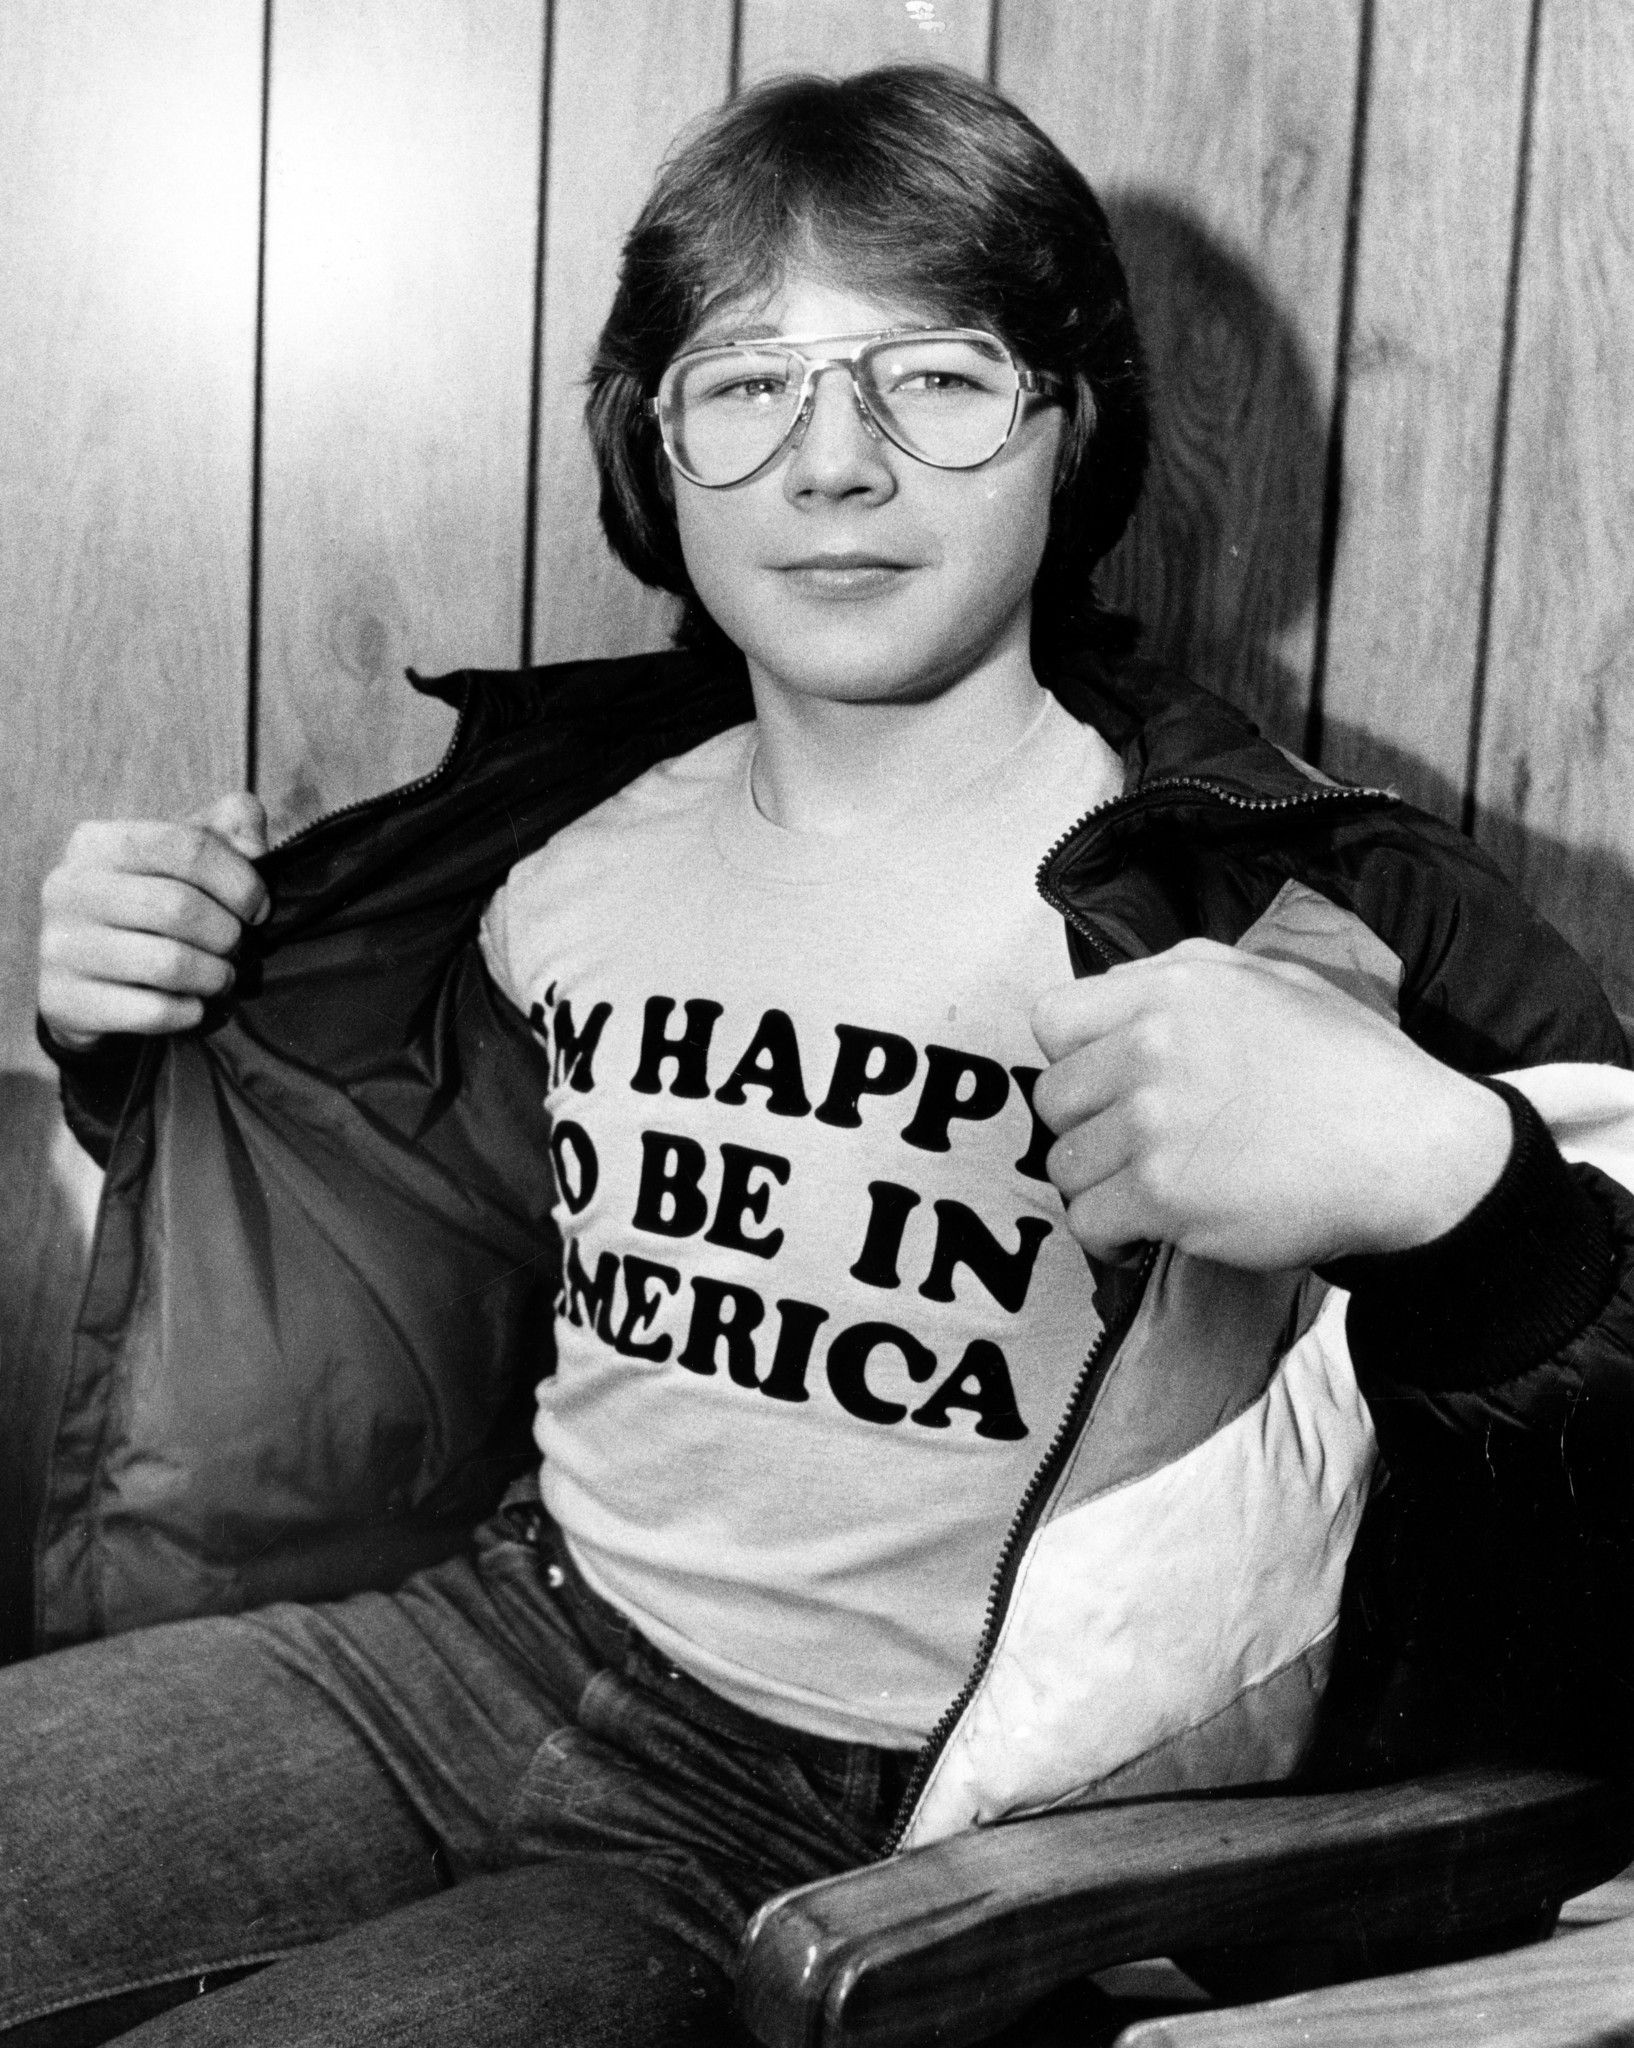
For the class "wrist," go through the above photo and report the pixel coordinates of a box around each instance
[1320,1078,1618,1389]
[1372,1070,1515,1254]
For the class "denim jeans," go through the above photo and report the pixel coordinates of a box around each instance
[0,1494,914,2046]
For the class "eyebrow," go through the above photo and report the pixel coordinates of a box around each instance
[680,321,960,356]
[683,304,953,351]
[685,317,780,348]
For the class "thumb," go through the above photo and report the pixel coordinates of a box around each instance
[190,791,270,861]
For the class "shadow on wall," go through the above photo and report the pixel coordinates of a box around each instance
[1098,193,1324,755]
[1099,193,1634,1015]
[0,1069,95,1662]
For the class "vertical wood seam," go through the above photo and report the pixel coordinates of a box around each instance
[1461,0,1545,838]
[520,0,556,672]
[1304,0,1376,767]
[245,0,275,792]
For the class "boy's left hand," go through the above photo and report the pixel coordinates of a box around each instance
[1030,938,1514,1271]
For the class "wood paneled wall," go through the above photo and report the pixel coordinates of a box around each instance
[3,0,1633,1631]
[7,0,1634,1040]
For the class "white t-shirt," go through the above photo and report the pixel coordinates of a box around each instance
[480,689,1125,1744]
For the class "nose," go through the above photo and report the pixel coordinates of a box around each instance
[782,364,897,504]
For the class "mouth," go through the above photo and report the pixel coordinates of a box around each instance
[775,552,919,596]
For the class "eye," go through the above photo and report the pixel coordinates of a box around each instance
[871,340,1012,403]
[713,375,789,404]
[684,357,798,408]
[881,361,972,389]
[898,368,978,394]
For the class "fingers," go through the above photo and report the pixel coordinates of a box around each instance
[46,867,251,959]
[1028,939,1467,1269]
[1062,1175,1151,1260]
[38,800,272,1050]
[1031,967,1141,1064]
[1026,1093,1159,1257]
[1030,1025,1147,1136]
[37,979,210,1049]
[188,792,271,869]
[1030,939,1242,1063]
[1029,944,1292,1262]
[63,818,270,927]
[38,880,238,1047]
[43,920,238,1002]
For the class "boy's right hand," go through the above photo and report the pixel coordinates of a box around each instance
[38,793,271,1052]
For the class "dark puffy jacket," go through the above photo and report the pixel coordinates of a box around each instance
[39,650,1634,1818]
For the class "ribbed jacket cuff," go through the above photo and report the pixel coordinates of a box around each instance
[1319,1078,1618,1391]
[36,1013,147,1168]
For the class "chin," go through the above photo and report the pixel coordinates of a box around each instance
[730,604,1012,707]
[752,638,979,706]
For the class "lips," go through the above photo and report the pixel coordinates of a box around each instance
[777,551,917,571]
[776,555,917,600]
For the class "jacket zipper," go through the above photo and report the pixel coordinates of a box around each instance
[265,690,474,859]
[881,1242,1157,1853]
[881,771,1398,1852]
[1034,773,1400,958]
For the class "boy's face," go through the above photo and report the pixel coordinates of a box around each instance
[670,270,1064,709]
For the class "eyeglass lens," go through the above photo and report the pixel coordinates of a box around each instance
[663,334,1022,485]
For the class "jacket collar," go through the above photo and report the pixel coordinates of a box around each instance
[251,647,1390,955]
[255,650,754,944]
[1036,653,1396,968]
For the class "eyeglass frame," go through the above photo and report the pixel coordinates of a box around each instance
[646,326,1067,488]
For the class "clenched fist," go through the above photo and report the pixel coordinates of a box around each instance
[1030,938,1514,1271]
[38,792,271,1052]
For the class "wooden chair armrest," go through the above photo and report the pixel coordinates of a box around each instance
[735,1768,1634,2048]
[1114,1906,1634,2046]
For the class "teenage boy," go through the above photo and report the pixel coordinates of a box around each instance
[13,65,1634,2048]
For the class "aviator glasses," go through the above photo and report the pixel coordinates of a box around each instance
[650,327,1064,488]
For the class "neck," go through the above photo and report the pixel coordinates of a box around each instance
[744,616,1047,835]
